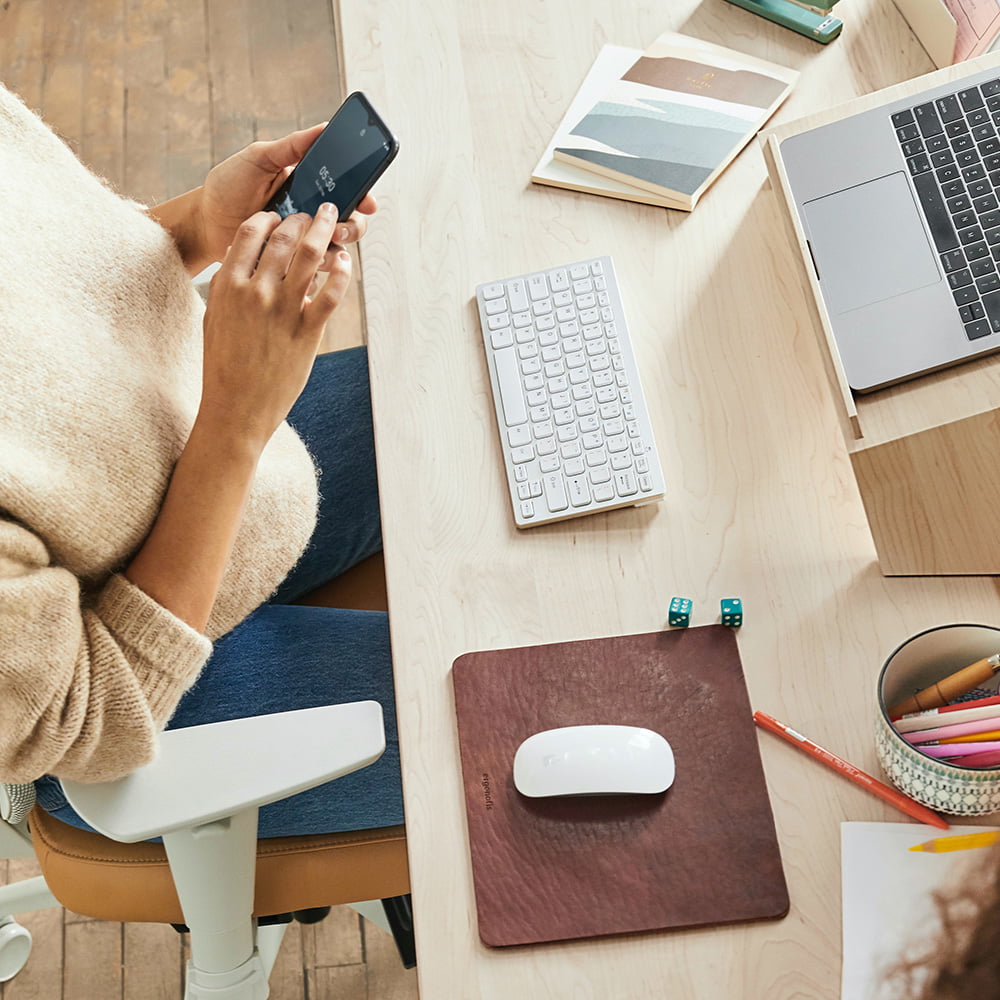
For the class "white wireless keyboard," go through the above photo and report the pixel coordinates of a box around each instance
[475,256,665,527]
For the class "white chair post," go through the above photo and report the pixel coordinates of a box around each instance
[161,808,270,1000]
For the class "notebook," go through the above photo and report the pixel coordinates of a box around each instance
[451,625,789,947]
[531,45,683,209]
[551,32,797,211]
[778,55,1000,391]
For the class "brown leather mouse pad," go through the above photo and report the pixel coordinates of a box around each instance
[451,625,789,947]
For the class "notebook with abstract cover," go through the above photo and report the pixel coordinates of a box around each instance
[553,33,798,211]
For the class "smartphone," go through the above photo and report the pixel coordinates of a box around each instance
[265,91,399,221]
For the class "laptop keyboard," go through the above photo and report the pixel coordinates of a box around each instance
[893,77,1000,341]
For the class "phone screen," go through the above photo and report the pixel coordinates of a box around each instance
[267,93,397,221]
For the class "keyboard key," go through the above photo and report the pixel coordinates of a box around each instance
[913,172,959,251]
[892,109,916,128]
[941,248,967,272]
[543,473,568,512]
[960,87,986,112]
[548,269,569,292]
[927,134,950,152]
[954,284,979,305]
[984,79,1000,97]
[936,94,962,122]
[960,301,986,322]
[506,279,529,313]
[527,274,548,301]
[914,102,944,136]
[966,318,992,339]
[983,290,1000,330]
[567,476,591,507]
[614,471,638,497]
[493,347,528,426]
[949,268,974,288]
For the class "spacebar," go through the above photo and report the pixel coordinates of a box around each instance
[493,347,528,426]
[912,172,958,252]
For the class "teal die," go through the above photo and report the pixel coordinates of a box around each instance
[668,597,692,627]
[721,598,743,627]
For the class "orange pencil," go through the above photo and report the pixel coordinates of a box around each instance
[753,711,949,830]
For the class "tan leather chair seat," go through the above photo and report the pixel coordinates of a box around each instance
[29,807,409,924]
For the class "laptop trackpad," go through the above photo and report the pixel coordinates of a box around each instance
[802,172,940,315]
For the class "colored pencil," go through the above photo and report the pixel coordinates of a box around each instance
[895,701,1000,734]
[943,749,1000,767]
[907,691,1000,715]
[904,716,1000,744]
[753,711,949,830]
[937,729,1000,745]
[910,831,1000,853]
[917,740,1000,758]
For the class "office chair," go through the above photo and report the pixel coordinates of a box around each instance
[0,557,412,999]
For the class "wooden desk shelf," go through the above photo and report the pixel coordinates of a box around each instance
[764,52,1000,575]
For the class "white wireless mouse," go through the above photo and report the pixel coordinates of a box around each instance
[512,725,675,798]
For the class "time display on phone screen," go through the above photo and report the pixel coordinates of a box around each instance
[269,94,396,221]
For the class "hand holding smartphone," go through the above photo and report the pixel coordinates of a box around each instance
[266,92,399,222]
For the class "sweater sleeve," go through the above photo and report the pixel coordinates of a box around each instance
[0,518,212,784]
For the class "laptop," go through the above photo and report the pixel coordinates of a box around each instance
[780,61,1000,392]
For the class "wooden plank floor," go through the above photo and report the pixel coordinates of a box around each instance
[0,1,415,997]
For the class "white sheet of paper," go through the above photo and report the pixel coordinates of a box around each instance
[841,821,1000,1000]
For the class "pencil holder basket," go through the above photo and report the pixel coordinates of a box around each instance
[876,623,1000,816]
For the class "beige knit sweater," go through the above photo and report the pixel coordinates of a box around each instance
[0,85,319,784]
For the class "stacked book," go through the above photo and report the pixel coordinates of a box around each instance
[533,32,798,212]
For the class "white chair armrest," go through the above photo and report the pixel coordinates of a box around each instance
[61,701,385,843]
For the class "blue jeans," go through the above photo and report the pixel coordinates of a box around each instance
[36,347,405,839]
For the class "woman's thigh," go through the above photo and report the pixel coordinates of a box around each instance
[37,605,404,839]
[273,345,383,603]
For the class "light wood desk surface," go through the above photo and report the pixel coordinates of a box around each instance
[339,2,1000,997]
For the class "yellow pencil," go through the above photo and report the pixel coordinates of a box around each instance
[938,728,1000,744]
[909,831,1000,853]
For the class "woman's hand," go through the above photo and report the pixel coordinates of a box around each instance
[147,125,376,275]
[199,125,376,262]
[197,205,352,453]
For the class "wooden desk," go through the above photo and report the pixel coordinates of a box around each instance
[339,2,1000,996]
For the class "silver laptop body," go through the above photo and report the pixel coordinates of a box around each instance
[781,63,1000,392]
